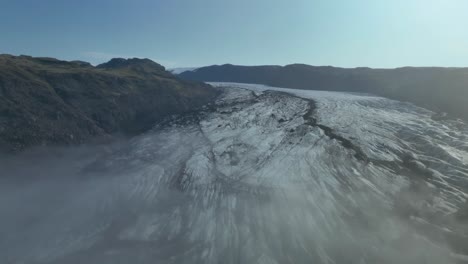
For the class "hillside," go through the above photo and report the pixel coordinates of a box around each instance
[0,55,218,152]
[179,64,468,121]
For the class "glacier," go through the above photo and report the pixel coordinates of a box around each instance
[0,83,467,264]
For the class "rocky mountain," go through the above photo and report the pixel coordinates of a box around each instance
[0,55,218,152]
[179,64,468,121]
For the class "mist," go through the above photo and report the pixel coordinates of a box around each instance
[1,85,467,263]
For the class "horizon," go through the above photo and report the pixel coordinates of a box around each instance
[2,0,468,68]
[4,53,468,70]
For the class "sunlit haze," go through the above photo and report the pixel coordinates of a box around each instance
[1,0,468,67]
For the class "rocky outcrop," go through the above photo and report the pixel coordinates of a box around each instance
[0,54,219,152]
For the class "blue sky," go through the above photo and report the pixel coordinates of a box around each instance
[1,0,467,68]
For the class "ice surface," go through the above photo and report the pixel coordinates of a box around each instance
[1,83,468,264]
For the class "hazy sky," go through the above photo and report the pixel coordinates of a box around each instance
[1,0,467,68]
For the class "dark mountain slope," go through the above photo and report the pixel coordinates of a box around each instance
[179,64,468,120]
[0,55,218,152]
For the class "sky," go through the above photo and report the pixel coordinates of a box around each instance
[1,0,468,68]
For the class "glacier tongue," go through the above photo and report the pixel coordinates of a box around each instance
[1,83,468,264]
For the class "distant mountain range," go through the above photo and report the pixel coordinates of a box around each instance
[3,55,468,152]
[179,64,468,121]
[168,67,198,74]
[0,55,218,152]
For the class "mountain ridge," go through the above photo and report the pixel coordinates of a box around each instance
[0,54,218,152]
[179,63,468,121]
